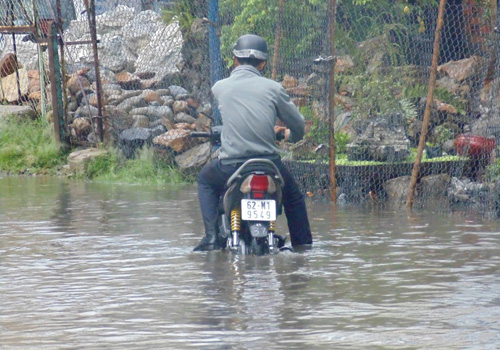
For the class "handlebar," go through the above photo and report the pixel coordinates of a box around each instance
[190,125,286,143]
[190,131,211,138]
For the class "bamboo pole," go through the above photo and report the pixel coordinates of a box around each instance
[271,0,285,81]
[406,0,447,209]
[484,0,498,85]
[329,0,337,202]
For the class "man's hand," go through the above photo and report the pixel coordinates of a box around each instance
[274,126,290,142]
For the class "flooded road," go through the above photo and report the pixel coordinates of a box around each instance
[1,176,500,349]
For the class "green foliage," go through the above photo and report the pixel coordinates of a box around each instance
[219,0,328,69]
[81,147,189,185]
[399,98,418,120]
[162,0,195,32]
[338,71,404,119]
[335,132,351,154]
[485,158,500,183]
[402,83,466,115]
[0,116,66,174]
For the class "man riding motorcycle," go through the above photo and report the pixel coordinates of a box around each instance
[194,34,313,251]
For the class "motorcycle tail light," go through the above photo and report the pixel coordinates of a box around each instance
[240,174,276,194]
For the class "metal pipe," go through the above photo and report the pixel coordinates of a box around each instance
[329,0,338,203]
[56,0,69,137]
[271,0,285,81]
[33,0,47,116]
[406,0,447,209]
[83,0,104,143]
[46,20,66,148]
[208,0,222,125]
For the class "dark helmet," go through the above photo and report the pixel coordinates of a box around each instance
[232,34,268,61]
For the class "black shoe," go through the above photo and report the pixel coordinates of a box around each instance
[193,235,221,251]
[292,244,313,253]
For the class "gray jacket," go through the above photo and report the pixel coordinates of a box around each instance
[212,65,305,164]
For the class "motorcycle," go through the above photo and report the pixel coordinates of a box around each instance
[191,126,290,255]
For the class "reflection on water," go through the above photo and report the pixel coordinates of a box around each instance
[1,176,500,349]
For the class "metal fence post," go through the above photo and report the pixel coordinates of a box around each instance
[46,20,67,149]
[208,0,222,125]
[84,0,105,143]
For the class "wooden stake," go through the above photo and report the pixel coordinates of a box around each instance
[329,0,337,202]
[406,0,447,209]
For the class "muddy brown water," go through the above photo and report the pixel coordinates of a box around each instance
[1,176,500,349]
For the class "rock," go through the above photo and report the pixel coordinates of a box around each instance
[186,96,200,110]
[71,117,93,139]
[142,89,163,104]
[383,176,412,207]
[0,68,30,102]
[161,96,174,107]
[132,114,150,128]
[346,114,411,162]
[116,95,147,113]
[99,34,133,73]
[28,91,42,102]
[0,53,20,78]
[88,94,104,108]
[174,112,197,124]
[175,142,211,174]
[115,71,141,89]
[193,112,212,131]
[75,88,95,106]
[119,127,152,158]
[435,100,458,115]
[0,105,37,119]
[286,85,310,97]
[174,123,196,130]
[281,75,298,89]
[172,100,189,114]
[420,174,451,199]
[74,105,98,119]
[121,10,162,55]
[28,70,41,93]
[140,78,160,90]
[168,85,188,98]
[96,5,136,33]
[448,177,489,207]
[67,74,91,95]
[437,56,486,82]
[129,105,174,122]
[67,148,108,174]
[152,129,191,152]
[135,22,183,80]
[90,67,118,85]
[107,106,134,130]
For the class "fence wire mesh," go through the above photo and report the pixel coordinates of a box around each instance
[1,0,500,215]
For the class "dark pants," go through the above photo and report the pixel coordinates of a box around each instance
[197,157,312,246]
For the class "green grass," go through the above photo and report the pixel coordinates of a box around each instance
[78,146,191,185]
[0,116,191,184]
[0,116,67,174]
[305,153,466,166]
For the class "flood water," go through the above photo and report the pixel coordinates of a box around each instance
[1,176,500,350]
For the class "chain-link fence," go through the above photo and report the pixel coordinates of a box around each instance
[1,0,500,215]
